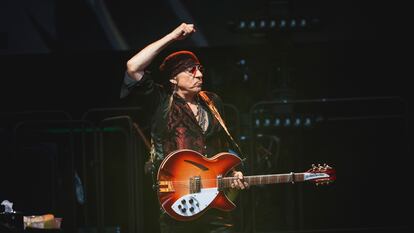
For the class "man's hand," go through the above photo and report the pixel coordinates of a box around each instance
[231,170,249,190]
[170,23,196,41]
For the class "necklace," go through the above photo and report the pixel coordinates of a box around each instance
[187,101,208,133]
[195,103,200,118]
[188,102,199,117]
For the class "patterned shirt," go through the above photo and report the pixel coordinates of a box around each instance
[120,72,230,168]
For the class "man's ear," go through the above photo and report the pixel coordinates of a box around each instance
[169,79,177,84]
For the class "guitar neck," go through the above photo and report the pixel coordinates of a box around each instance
[222,173,306,188]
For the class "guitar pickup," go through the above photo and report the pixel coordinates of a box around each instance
[158,181,175,193]
[189,176,201,193]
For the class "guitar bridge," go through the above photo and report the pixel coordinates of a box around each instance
[158,181,175,193]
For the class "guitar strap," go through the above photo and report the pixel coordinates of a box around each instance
[198,91,245,159]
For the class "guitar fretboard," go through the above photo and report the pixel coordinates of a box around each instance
[222,173,305,188]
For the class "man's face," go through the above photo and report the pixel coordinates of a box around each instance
[173,64,204,95]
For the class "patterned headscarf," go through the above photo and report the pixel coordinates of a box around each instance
[159,50,200,80]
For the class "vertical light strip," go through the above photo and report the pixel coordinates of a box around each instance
[86,0,129,50]
[166,0,209,47]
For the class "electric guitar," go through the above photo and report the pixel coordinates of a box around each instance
[157,149,336,221]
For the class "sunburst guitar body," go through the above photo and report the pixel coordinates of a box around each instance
[157,149,335,221]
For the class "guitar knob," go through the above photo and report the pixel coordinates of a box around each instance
[181,199,186,205]
[178,204,182,209]
[181,208,187,212]
[189,199,194,204]
[189,207,194,212]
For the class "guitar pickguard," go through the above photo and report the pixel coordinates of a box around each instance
[171,188,219,217]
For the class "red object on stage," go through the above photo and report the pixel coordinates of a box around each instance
[157,149,335,221]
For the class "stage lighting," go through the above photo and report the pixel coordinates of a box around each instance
[304,117,312,128]
[237,59,246,66]
[300,19,307,27]
[229,16,320,33]
[283,117,291,127]
[238,21,246,29]
[259,20,266,28]
[255,118,261,128]
[280,19,287,28]
[249,21,256,29]
[264,118,271,127]
[274,117,281,127]
[290,19,296,28]
[294,117,301,127]
[270,20,276,28]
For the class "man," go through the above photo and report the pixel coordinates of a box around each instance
[120,23,248,233]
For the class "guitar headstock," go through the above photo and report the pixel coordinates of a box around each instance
[306,163,336,185]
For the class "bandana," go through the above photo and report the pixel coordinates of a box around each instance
[159,50,200,80]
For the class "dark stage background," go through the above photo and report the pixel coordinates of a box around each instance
[1,1,412,233]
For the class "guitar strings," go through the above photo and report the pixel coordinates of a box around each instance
[165,173,308,188]
[167,173,303,184]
